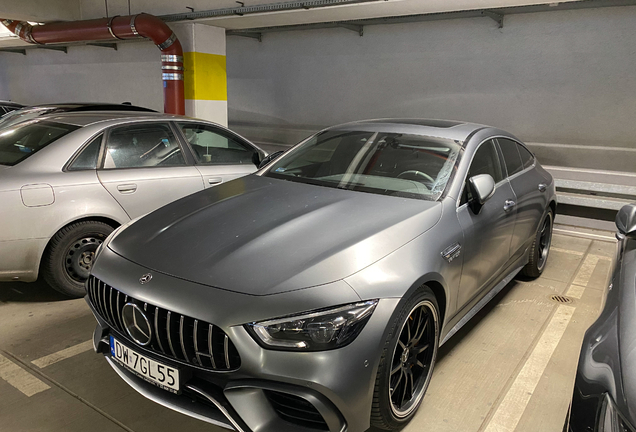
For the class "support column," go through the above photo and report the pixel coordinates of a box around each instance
[171,23,227,126]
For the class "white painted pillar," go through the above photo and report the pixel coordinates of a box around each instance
[170,23,227,126]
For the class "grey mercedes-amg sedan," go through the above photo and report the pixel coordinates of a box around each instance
[87,119,556,432]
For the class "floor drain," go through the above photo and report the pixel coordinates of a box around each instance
[550,294,573,304]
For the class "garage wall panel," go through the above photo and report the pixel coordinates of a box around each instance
[0,42,162,111]
[226,6,636,170]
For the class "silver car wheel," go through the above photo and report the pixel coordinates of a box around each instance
[389,299,439,418]
[64,236,103,282]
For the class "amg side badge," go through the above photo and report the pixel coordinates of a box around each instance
[442,243,461,262]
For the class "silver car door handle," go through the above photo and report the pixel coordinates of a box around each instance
[538,183,547,192]
[117,184,137,194]
[503,200,516,212]
[208,177,223,185]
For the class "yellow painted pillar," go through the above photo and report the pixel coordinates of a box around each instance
[170,23,227,126]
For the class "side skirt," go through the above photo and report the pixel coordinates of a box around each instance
[440,262,525,346]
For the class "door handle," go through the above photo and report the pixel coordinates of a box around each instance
[538,183,547,192]
[207,177,223,185]
[503,200,516,212]
[116,184,137,194]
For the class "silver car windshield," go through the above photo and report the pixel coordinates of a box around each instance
[264,130,462,200]
[0,120,79,166]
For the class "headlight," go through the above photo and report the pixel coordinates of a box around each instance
[245,300,378,351]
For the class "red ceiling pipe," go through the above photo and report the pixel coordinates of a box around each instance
[1,14,185,115]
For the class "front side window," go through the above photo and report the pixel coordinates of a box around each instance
[103,123,185,169]
[462,140,503,203]
[177,122,256,165]
[497,138,524,177]
[264,129,462,200]
[0,120,79,166]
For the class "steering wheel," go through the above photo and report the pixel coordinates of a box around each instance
[397,170,435,187]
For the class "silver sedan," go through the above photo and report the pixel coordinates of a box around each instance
[0,112,265,296]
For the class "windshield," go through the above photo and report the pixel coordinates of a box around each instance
[264,130,462,200]
[0,120,80,166]
[0,107,55,130]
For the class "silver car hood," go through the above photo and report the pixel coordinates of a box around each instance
[109,175,441,295]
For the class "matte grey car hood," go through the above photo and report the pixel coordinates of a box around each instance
[109,175,441,295]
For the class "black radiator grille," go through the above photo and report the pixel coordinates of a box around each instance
[264,390,329,430]
[87,275,240,371]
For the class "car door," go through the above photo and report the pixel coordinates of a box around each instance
[97,121,204,219]
[497,138,547,260]
[175,121,260,188]
[457,139,518,307]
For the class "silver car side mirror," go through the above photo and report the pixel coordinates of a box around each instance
[468,174,495,214]
[616,203,636,238]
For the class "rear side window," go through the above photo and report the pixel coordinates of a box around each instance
[68,134,102,170]
[0,121,79,166]
[497,138,523,177]
[103,123,185,169]
[518,144,534,169]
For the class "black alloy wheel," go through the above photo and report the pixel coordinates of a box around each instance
[371,288,440,430]
[537,212,553,272]
[389,300,438,418]
[521,209,554,278]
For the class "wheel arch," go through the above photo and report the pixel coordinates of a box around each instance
[37,215,123,275]
[392,272,449,334]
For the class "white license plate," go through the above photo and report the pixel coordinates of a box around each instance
[110,336,180,394]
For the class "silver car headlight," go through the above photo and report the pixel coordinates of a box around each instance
[246,300,378,351]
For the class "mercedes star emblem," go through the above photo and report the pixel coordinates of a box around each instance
[121,303,152,346]
[139,273,153,284]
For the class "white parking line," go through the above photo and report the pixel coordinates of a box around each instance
[550,247,584,256]
[565,284,586,299]
[0,353,50,397]
[483,304,575,432]
[31,340,93,369]
[571,255,600,287]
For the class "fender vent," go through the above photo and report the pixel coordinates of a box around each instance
[550,294,573,304]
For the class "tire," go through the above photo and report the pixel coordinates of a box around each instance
[42,221,114,298]
[371,287,440,431]
[521,209,553,279]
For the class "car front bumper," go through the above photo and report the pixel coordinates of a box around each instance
[87,248,400,432]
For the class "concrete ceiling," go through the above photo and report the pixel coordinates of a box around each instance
[0,0,619,48]
[5,0,584,26]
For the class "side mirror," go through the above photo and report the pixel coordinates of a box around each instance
[258,150,284,169]
[468,174,495,214]
[616,203,636,237]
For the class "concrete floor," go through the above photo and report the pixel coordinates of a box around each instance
[0,233,614,432]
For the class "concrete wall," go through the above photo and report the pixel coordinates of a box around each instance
[226,5,636,172]
[0,41,162,111]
